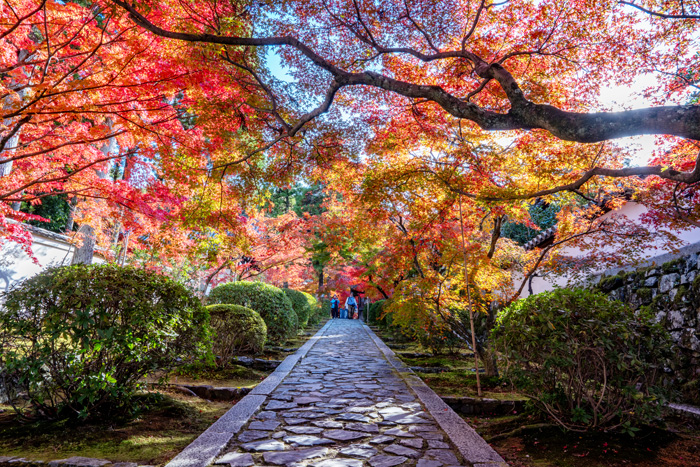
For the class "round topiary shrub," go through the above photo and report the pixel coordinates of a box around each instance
[492,288,673,433]
[207,304,267,358]
[283,288,311,328]
[303,292,320,325]
[208,281,297,342]
[0,264,210,421]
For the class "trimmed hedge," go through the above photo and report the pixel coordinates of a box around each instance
[302,291,319,325]
[0,264,209,421]
[207,304,267,357]
[283,288,311,328]
[209,281,297,342]
[320,299,331,320]
[493,288,672,433]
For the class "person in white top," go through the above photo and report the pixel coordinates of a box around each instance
[345,294,357,319]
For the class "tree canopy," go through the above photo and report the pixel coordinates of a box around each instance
[1,0,699,352]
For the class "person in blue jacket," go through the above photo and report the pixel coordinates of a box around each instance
[330,296,340,319]
[345,294,357,319]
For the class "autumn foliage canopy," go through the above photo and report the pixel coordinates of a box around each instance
[2,0,699,341]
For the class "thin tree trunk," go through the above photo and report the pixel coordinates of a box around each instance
[65,197,78,232]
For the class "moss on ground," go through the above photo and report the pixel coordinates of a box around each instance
[167,364,268,388]
[0,391,233,465]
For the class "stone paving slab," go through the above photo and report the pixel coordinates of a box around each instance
[165,321,334,467]
[167,319,506,466]
[363,325,507,466]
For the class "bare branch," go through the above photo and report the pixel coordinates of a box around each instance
[619,1,700,19]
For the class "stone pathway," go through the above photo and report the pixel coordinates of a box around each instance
[202,319,506,467]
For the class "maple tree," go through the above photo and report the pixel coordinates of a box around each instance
[314,130,667,375]
[108,0,700,192]
[2,0,699,374]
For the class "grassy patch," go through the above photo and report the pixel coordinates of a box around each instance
[168,320,327,387]
[400,355,471,369]
[0,390,234,465]
[167,364,268,388]
[418,370,523,400]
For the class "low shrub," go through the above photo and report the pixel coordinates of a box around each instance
[208,281,297,342]
[368,299,389,325]
[303,292,322,326]
[492,288,672,433]
[207,304,267,358]
[283,288,311,328]
[319,299,331,321]
[417,318,464,355]
[0,265,210,421]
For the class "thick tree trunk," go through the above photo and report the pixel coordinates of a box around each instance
[71,225,96,265]
[474,344,499,377]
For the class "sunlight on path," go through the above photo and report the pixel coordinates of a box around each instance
[207,319,502,467]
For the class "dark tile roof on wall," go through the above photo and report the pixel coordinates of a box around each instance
[523,226,557,251]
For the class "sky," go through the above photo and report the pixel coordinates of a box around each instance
[599,74,663,166]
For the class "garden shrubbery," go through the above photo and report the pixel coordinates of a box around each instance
[493,288,673,433]
[303,292,322,326]
[283,288,312,328]
[368,299,388,325]
[416,318,463,355]
[207,304,267,358]
[0,265,210,421]
[209,281,297,342]
[320,299,331,321]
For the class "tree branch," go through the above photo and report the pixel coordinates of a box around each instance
[619,1,700,19]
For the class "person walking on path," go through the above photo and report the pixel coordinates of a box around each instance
[330,296,340,319]
[345,294,357,319]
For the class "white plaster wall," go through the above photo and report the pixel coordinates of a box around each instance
[0,227,104,292]
[518,201,700,298]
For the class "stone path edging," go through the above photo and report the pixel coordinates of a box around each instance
[361,324,508,467]
[165,320,334,467]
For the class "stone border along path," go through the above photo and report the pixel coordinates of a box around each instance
[166,319,507,467]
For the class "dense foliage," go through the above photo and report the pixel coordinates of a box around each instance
[283,288,312,328]
[0,265,209,421]
[500,202,561,246]
[20,195,73,233]
[2,0,700,392]
[320,299,331,320]
[301,291,321,326]
[207,304,267,357]
[368,300,388,325]
[493,288,672,433]
[208,281,297,343]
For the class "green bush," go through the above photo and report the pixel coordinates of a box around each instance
[417,318,464,355]
[207,304,267,358]
[283,288,311,328]
[368,299,389,325]
[320,299,331,320]
[0,265,210,421]
[303,292,322,326]
[209,281,297,342]
[492,288,672,433]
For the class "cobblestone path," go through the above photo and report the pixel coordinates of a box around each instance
[210,319,488,467]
